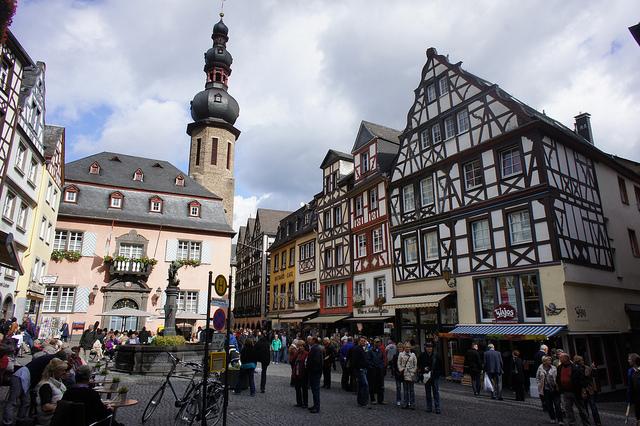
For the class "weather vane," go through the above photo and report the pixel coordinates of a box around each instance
[220,0,225,18]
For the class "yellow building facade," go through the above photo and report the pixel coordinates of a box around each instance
[270,240,296,317]
[15,126,65,322]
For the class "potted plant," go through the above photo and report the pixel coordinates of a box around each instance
[116,386,128,402]
[110,376,120,391]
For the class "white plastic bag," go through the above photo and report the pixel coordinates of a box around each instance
[483,374,494,392]
[255,367,262,374]
[423,371,431,382]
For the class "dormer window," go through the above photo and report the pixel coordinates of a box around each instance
[89,161,100,175]
[188,201,201,217]
[63,185,79,203]
[109,192,124,209]
[149,196,163,213]
[133,168,144,182]
[175,174,185,187]
[214,93,222,103]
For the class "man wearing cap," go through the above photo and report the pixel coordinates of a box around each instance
[418,342,442,414]
[484,343,504,400]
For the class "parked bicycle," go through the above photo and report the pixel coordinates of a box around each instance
[174,372,224,426]
[141,352,204,423]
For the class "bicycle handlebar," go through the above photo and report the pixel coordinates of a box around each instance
[166,352,202,372]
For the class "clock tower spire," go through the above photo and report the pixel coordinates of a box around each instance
[187,11,240,226]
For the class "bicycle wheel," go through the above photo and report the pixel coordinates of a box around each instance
[142,385,166,423]
[204,382,224,426]
[174,396,200,426]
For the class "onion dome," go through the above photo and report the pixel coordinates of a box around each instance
[190,85,239,125]
[189,12,240,126]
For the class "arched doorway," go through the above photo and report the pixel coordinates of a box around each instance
[109,299,139,331]
[2,296,13,320]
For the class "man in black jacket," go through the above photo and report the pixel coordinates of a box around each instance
[352,337,369,407]
[465,343,483,396]
[322,338,336,389]
[417,342,441,414]
[307,337,324,413]
[255,333,271,393]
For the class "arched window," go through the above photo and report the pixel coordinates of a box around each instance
[214,93,222,103]
[109,298,139,331]
[188,200,201,217]
[215,72,222,82]
[149,196,163,213]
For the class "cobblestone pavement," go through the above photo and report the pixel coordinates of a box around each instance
[112,363,628,426]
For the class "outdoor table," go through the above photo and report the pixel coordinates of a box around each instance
[105,399,139,422]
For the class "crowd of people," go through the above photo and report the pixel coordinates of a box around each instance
[1,320,123,426]
[230,328,640,425]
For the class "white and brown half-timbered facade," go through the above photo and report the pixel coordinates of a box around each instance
[348,121,400,333]
[389,47,639,388]
[315,150,353,324]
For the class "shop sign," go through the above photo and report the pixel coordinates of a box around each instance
[493,303,517,322]
[357,306,389,315]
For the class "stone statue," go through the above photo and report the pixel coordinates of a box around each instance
[168,260,183,287]
[163,261,183,336]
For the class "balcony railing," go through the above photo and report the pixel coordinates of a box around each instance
[109,259,152,276]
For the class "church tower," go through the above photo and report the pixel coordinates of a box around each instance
[187,12,240,226]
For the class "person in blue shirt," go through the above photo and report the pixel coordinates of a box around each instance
[340,337,355,391]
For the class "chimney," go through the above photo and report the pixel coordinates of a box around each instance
[574,113,594,145]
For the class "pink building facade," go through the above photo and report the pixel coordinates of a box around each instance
[40,152,234,338]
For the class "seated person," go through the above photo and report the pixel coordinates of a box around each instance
[62,365,121,426]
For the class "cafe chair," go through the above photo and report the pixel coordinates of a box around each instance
[50,400,113,426]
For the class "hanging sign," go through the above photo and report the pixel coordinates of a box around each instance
[214,275,227,297]
[493,303,517,322]
[213,309,226,331]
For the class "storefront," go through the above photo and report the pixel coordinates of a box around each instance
[440,324,566,383]
[347,307,394,338]
[385,292,456,349]
[304,314,351,337]
[274,310,318,334]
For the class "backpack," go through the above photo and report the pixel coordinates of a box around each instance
[631,368,640,401]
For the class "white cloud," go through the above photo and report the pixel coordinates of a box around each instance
[10,0,640,218]
[233,193,271,239]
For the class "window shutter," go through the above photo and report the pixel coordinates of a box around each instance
[165,239,178,262]
[73,287,90,313]
[197,291,208,314]
[201,241,212,264]
[81,232,97,257]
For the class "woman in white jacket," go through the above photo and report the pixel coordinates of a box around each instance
[536,356,563,424]
[397,342,417,409]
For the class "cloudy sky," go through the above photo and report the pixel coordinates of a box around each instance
[12,0,640,233]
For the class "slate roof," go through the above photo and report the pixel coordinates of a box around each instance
[245,218,256,241]
[268,199,318,252]
[611,156,640,177]
[43,125,64,158]
[18,62,44,108]
[59,183,233,234]
[256,208,291,236]
[65,152,220,199]
[237,226,246,244]
[352,120,401,152]
[320,149,353,169]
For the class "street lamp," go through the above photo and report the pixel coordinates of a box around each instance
[443,266,456,288]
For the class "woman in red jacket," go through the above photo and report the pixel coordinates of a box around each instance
[292,340,309,408]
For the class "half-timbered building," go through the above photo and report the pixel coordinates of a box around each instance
[268,199,319,332]
[389,47,640,387]
[310,150,353,331]
[347,121,400,335]
[233,208,289,329]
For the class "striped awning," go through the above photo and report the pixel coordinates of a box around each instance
[384,293,451,309]
[445,324,566,339]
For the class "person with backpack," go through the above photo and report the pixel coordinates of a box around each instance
[575,356,601,426]
[627,353,640,425]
